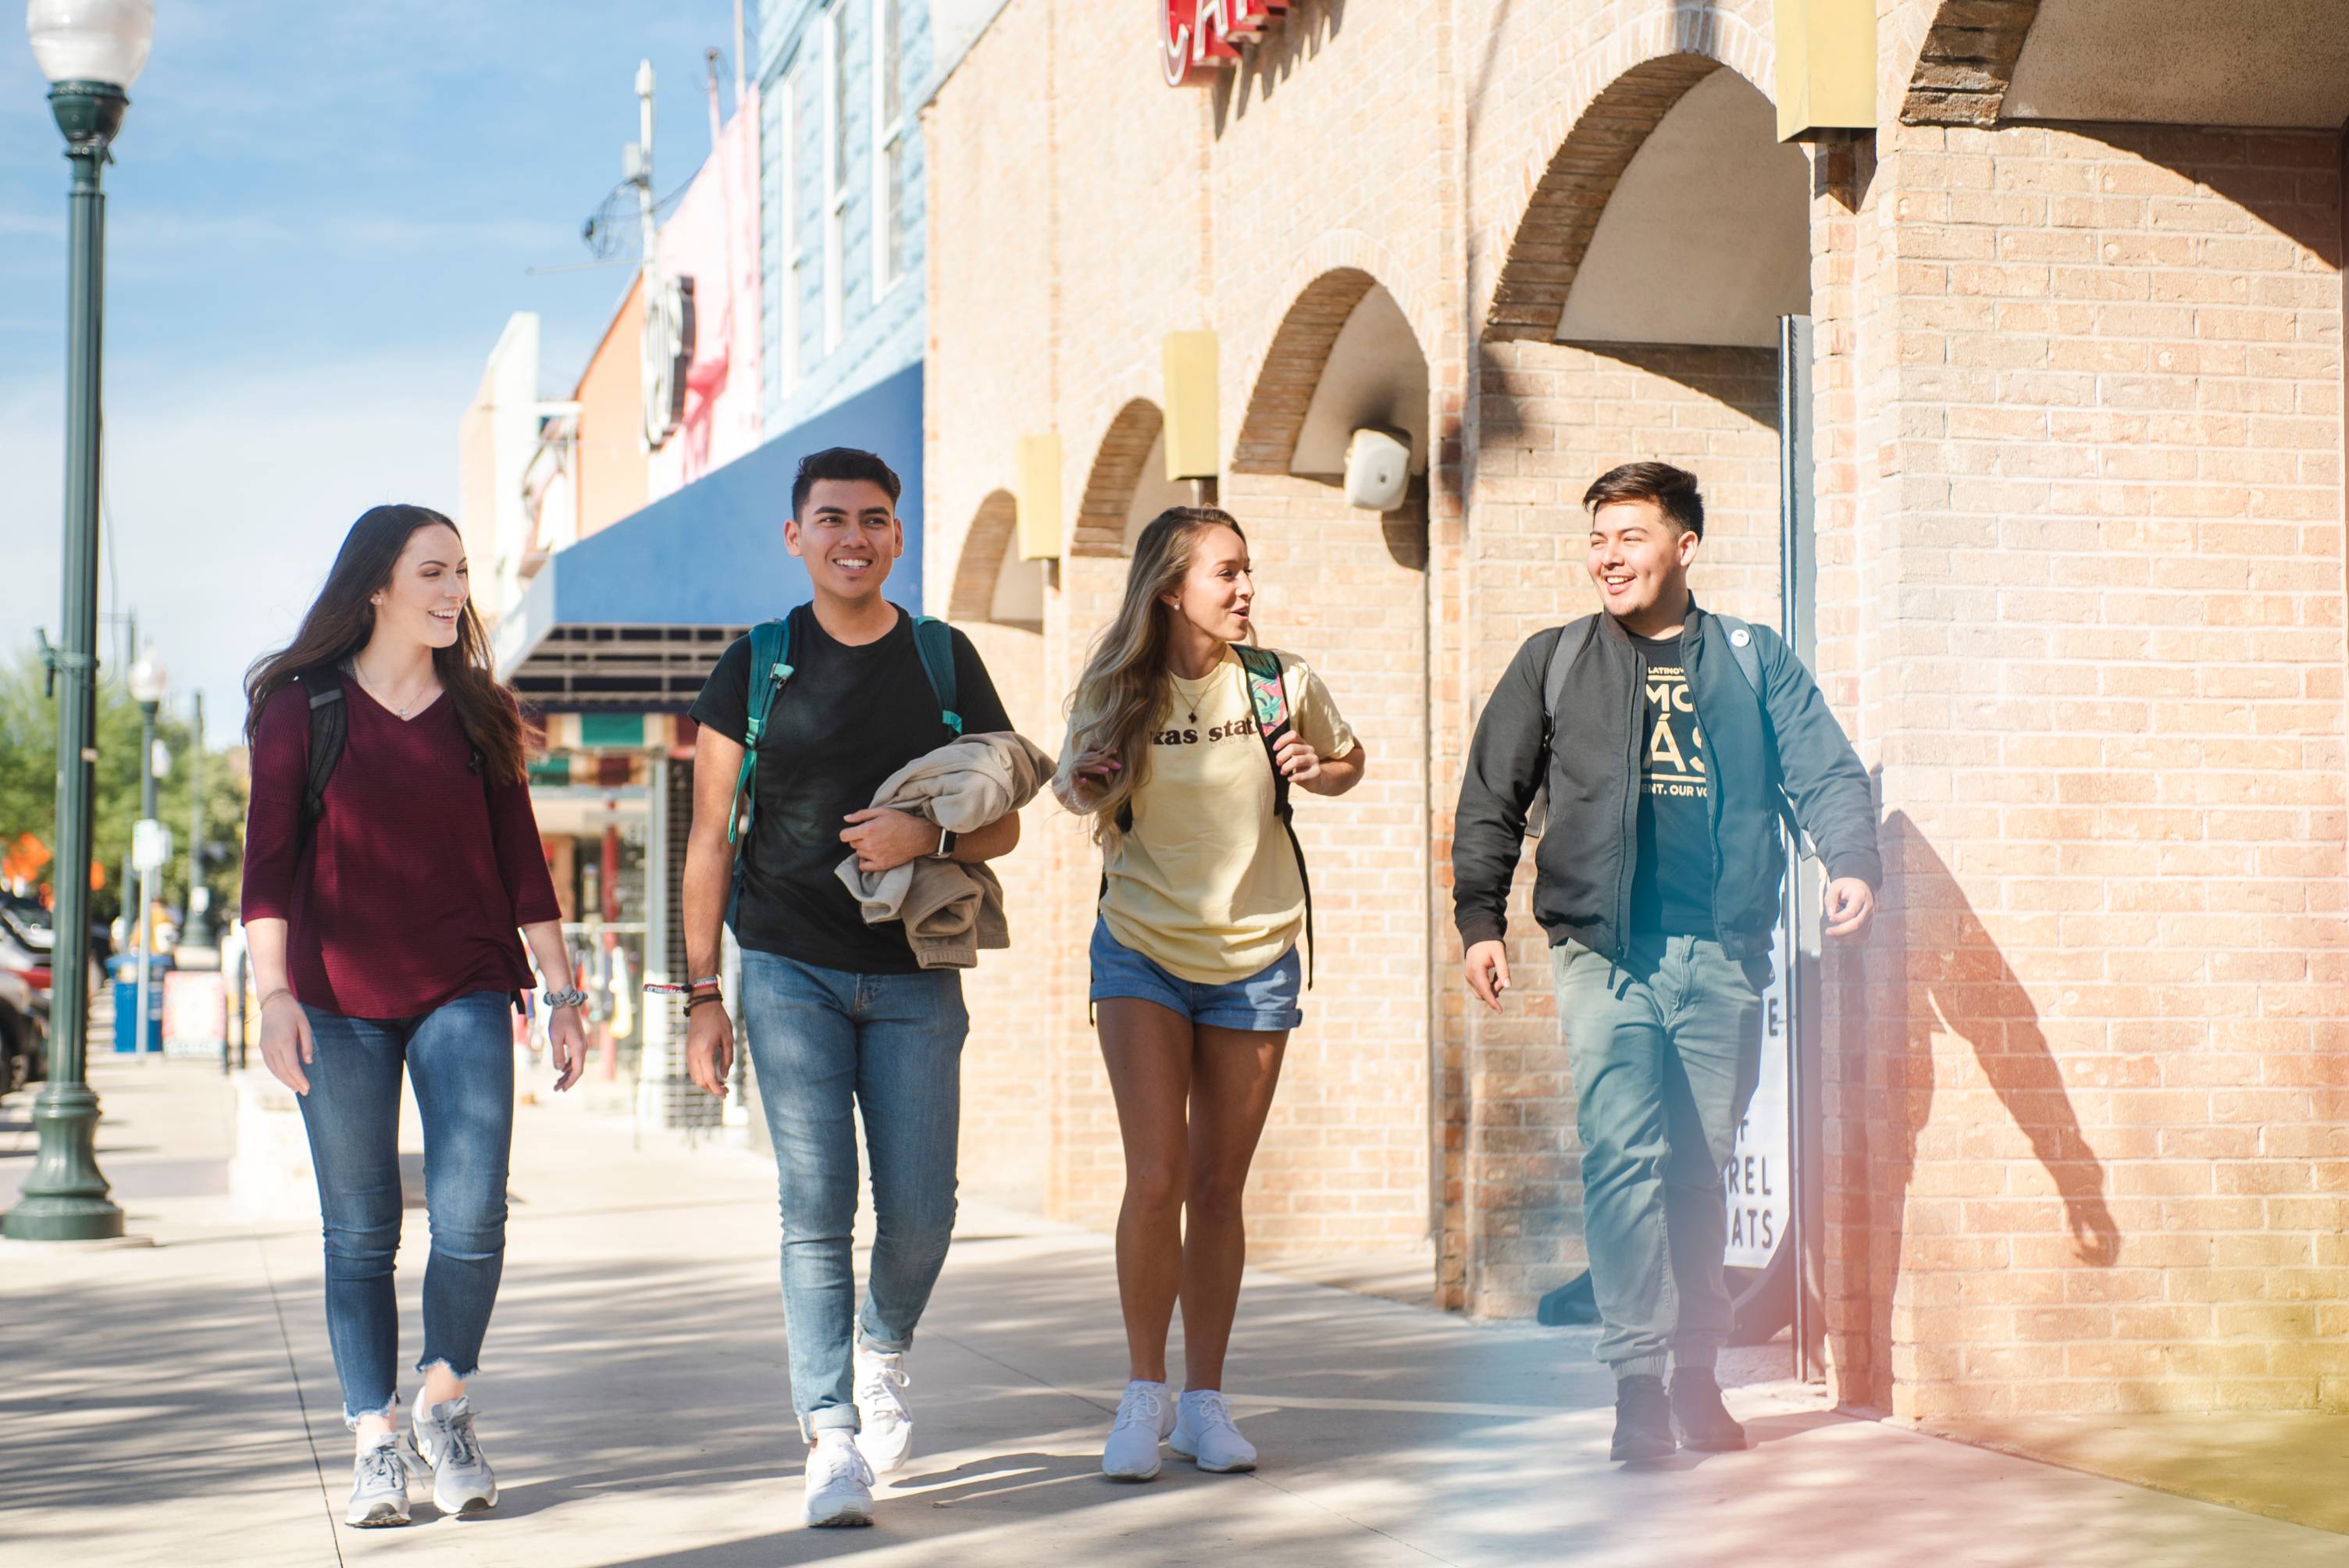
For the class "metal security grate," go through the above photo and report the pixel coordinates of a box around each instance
[508,624,747,708]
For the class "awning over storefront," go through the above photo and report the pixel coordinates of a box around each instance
[494,364,925,708]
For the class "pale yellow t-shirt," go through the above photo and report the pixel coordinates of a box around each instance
[1090,647,1356,985]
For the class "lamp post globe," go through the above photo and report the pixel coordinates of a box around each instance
[127,645,167,706]
[27,0,155,146]
[7,0,154,1241]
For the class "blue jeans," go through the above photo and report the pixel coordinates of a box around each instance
[296,990,515,1424]
[740,950,967,1438]
[1552,935,1768,1381]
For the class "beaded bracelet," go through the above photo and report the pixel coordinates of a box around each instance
[645,975,725,996]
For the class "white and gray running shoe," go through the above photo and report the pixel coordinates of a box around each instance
[345,1434,413,1528]
[853,1338,915,1474]
[408,1395,499,1516]
[1170,1388,1258,1473]
[803,1430,876,1527]
[1100,1379,1178,1481]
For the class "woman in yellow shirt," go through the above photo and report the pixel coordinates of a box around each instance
[1055,507,1367,1481]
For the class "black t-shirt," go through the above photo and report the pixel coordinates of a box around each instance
[1627,632,1716,939]
[689,604,1012,974]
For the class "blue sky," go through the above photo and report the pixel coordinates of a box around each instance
[1,2,751,743]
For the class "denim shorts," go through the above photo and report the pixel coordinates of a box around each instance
[1088,918,1304,1032]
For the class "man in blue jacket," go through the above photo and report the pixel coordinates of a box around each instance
[1452,461,1880,1463]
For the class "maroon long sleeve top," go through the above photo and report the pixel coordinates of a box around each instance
[241,679,561,1020]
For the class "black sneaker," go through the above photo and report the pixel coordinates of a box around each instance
[1669,1369,1749,1451]
[1609,1374,1677,1462]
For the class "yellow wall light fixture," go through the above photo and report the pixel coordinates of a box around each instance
[1014,433,1064,561]
[1775,0,1876,142]
[1161,331,1221,483]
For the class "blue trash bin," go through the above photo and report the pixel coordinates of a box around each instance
[110,954,172,1053]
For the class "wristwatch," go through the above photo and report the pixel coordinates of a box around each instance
[543,986,588,1010]
[928,826,957,860]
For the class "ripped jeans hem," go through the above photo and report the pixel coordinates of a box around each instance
[412,1356,480,1381]
[341,1394,399,1430]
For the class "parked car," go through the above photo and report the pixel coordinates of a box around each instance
[0,903,57,1091]
[0,964,43,1094]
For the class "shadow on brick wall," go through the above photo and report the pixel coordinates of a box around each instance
[1864,811,2123,1399]
[2059,122,2343,265]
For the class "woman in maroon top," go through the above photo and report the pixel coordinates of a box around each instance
[241,504,586,1529]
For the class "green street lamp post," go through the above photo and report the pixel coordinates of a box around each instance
[8,0,158,1242]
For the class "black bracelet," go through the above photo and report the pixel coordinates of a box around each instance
[686,992,725,1011]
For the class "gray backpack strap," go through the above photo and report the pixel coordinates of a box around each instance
[1712,612,1766,702]
[1709,614,1809,857]
[1526,615,1595,838]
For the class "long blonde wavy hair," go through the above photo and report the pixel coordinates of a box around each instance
[1064,506,1249,848]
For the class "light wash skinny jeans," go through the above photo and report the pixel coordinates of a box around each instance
[296,989,515,1424]
[739,950,966,1438]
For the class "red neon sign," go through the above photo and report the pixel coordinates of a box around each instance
[1160,1,1289,87]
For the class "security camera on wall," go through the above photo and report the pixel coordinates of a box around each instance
[1344,426,1412,512]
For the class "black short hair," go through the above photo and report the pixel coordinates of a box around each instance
[1583,461,1704,540]
[791,447,903,519]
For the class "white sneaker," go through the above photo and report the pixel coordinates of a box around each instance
[344,1434,413,1527]
[1100,1379,1178,1481]
[802,1430,875,1527]
[408,1395,498,1516]
[854,1338,914,1474]
[1171,1388,1258,1473]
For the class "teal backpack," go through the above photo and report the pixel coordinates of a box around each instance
[725,608,962,921]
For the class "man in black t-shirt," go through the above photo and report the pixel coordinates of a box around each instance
[1452,462,1880,1464]
[680,448,1018,1528]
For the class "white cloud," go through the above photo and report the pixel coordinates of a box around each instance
[0,351,474,745]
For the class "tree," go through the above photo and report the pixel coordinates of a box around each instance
[0,645,249,932]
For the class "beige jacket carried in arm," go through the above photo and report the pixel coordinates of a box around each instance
[834,729,1054,969]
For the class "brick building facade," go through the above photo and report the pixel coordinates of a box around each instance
[921,1,2348,1423]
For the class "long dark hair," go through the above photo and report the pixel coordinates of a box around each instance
[244,504,529,785]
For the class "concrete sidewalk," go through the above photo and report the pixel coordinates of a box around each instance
[2,1059,2338,1567]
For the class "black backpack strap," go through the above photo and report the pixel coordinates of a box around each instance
[1234,645,1312,989]
[298,667,348,851]
[911,615,963,736]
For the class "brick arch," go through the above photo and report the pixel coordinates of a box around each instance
[1231,269,1378,476]
[945,489,1020,623]
[1071,398,1163,558]
[1477,0,1780,344]
[1483,52,1731,344]
[1897,0,2043,128]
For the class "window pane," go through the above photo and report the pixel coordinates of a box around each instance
[882,0,901,127]
[830,5,849,194]
[885,134,906,283]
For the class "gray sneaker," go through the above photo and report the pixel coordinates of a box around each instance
[408,1395,499,1516]
[345,1435,413,1527]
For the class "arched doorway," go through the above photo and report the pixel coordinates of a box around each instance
[1470,56,1813,1340]
[1221,268,1436,1265]
[943,487,1054,1210]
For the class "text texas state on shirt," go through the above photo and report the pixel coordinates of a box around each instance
[1151,712,1264,749]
